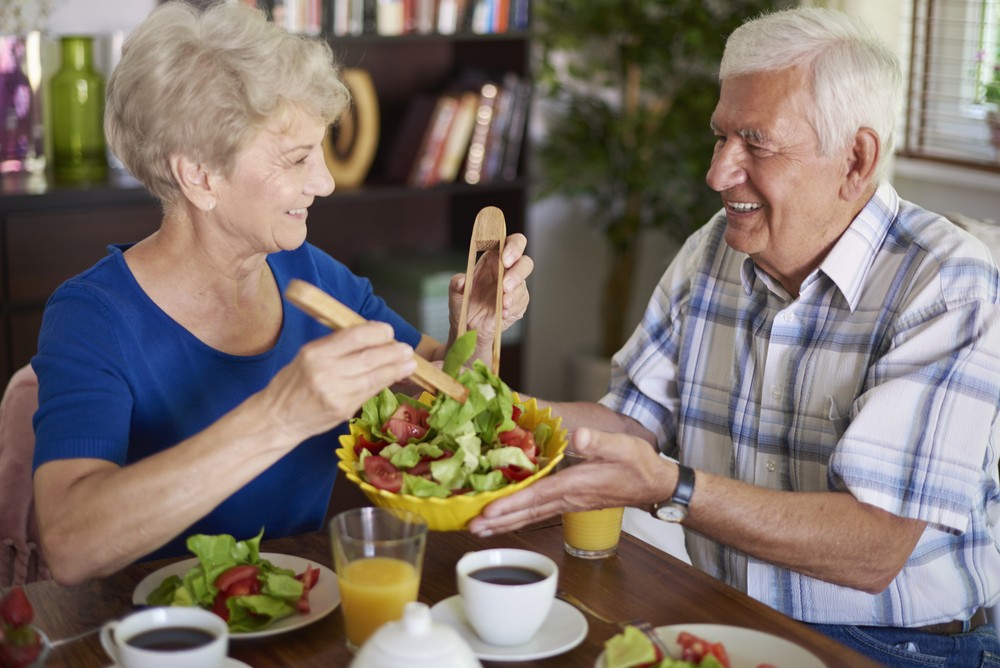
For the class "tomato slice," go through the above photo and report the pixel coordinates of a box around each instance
[224,577,260,597]
[296,564,320,590]
[214,564,260,592]
[212,591,230,622]
[709,641,730,668]
[353,434,388,457]
[498,425,538,462]
[295,563,318,614]
[511,404,523,422]
[363,455,403,492]
[381,404,431,445]
[677,631,730,667]
[499,465,534,482]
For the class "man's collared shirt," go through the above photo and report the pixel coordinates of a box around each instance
[602,183,1000,626]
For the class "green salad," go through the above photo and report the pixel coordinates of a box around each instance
[145,530,317,632]
[349,330,554,497]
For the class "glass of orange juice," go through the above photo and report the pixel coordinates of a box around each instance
[558,451,625,558]
[563,506,625,558]
[330,507,428,651]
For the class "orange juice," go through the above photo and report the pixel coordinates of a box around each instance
[563,506,625,556]
[337,556,420,648]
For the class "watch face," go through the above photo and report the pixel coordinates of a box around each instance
[655,504,686,523]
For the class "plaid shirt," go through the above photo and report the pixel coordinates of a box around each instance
[602,183,1000,626]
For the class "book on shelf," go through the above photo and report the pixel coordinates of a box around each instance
[330,0,526,35]
[509,0,528,30]
[481,72,517,182]
[499,76,531,181]
[436,90,480,184]
[409,94,461,187]
[384,94,440,185]
[463,80,499,185]
[375,0,405,35]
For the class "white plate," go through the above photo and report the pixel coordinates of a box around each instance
[107,660,251,668]
[431,595,587,662]
[133,553,340,640]
[594,623,825,668]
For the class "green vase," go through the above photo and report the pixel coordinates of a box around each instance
[50,36,107,184]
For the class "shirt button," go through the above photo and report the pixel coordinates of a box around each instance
[783,312,794,323]
[765,460,776,473]
[771,387,782,400]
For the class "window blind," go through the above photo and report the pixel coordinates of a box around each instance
[899,0,1000,173]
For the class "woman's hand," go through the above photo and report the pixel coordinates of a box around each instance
[447,232,533,354]
[260,321,418,441]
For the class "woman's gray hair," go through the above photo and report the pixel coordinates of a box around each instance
[105,0,350,204]
[720,7,901,181]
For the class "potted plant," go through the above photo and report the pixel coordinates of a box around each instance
[534,0,783,359]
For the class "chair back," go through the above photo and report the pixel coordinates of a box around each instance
[0,365,48,586]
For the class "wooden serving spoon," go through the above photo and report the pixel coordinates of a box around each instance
[285,279,469,403]
[457,206,506,375]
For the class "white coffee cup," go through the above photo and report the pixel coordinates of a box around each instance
[456,548,558,646]
[99,606,229,668]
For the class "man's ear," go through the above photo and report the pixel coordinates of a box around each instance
[169,154,217,212]
[840,127,879,201]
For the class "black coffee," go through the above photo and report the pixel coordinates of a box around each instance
[126,626,216,652]
[469,565,547,585]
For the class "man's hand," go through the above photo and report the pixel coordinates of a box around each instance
[469,427,673,536]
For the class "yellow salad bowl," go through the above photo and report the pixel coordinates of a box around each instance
[336,392,568,531]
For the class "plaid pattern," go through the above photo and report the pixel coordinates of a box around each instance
[602,183,1000,625]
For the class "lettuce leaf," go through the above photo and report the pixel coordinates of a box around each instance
[144,530,305,632]
[352,331,538,496]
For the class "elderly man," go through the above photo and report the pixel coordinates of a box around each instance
[470,7,1000,665]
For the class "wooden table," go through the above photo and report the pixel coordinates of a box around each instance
[20,521,880,667]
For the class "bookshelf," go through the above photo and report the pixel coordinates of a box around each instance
[315,25,533,385]
[0,9,532,388]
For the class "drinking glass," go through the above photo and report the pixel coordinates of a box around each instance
[330,507,428,651]
[559,452,624,558]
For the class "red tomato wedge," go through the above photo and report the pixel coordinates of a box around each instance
[363,455,403,492]
[498,464,534,482]
[214,564,260,592]
[381,404,430,445]
[677,631,731,668]
[353,433,388,457]
[295,564,319,613]
[498,425,538,463]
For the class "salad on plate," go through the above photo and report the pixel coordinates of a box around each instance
[144,530,320,632]
[603,626,777,668]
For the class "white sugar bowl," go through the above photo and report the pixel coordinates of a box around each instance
[350,602,482,668]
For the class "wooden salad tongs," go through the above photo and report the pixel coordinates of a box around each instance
[458,206,506,375]
[285,279,469,403]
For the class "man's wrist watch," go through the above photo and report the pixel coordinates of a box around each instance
[650,464,695,523]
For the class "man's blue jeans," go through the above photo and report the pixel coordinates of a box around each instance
[809,622,1000,667]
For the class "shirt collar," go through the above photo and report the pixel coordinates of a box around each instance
[820,182,898,311]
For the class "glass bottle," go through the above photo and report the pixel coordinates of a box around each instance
[50,35,107,184]
[0,32,46,175]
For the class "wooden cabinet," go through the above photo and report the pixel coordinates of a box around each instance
[0,30,531,387]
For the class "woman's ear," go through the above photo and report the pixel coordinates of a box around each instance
[840,127,879,202]
[169,154,217,212]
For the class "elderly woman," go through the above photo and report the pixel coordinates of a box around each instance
[31,0,532,586]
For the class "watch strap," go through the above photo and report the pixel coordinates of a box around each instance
[650,464,695,521]
[671,464,695,508]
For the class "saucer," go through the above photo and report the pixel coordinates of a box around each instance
[106,659,251,668]
[430,595,587,661]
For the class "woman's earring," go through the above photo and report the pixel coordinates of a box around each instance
[207,201,217,211]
